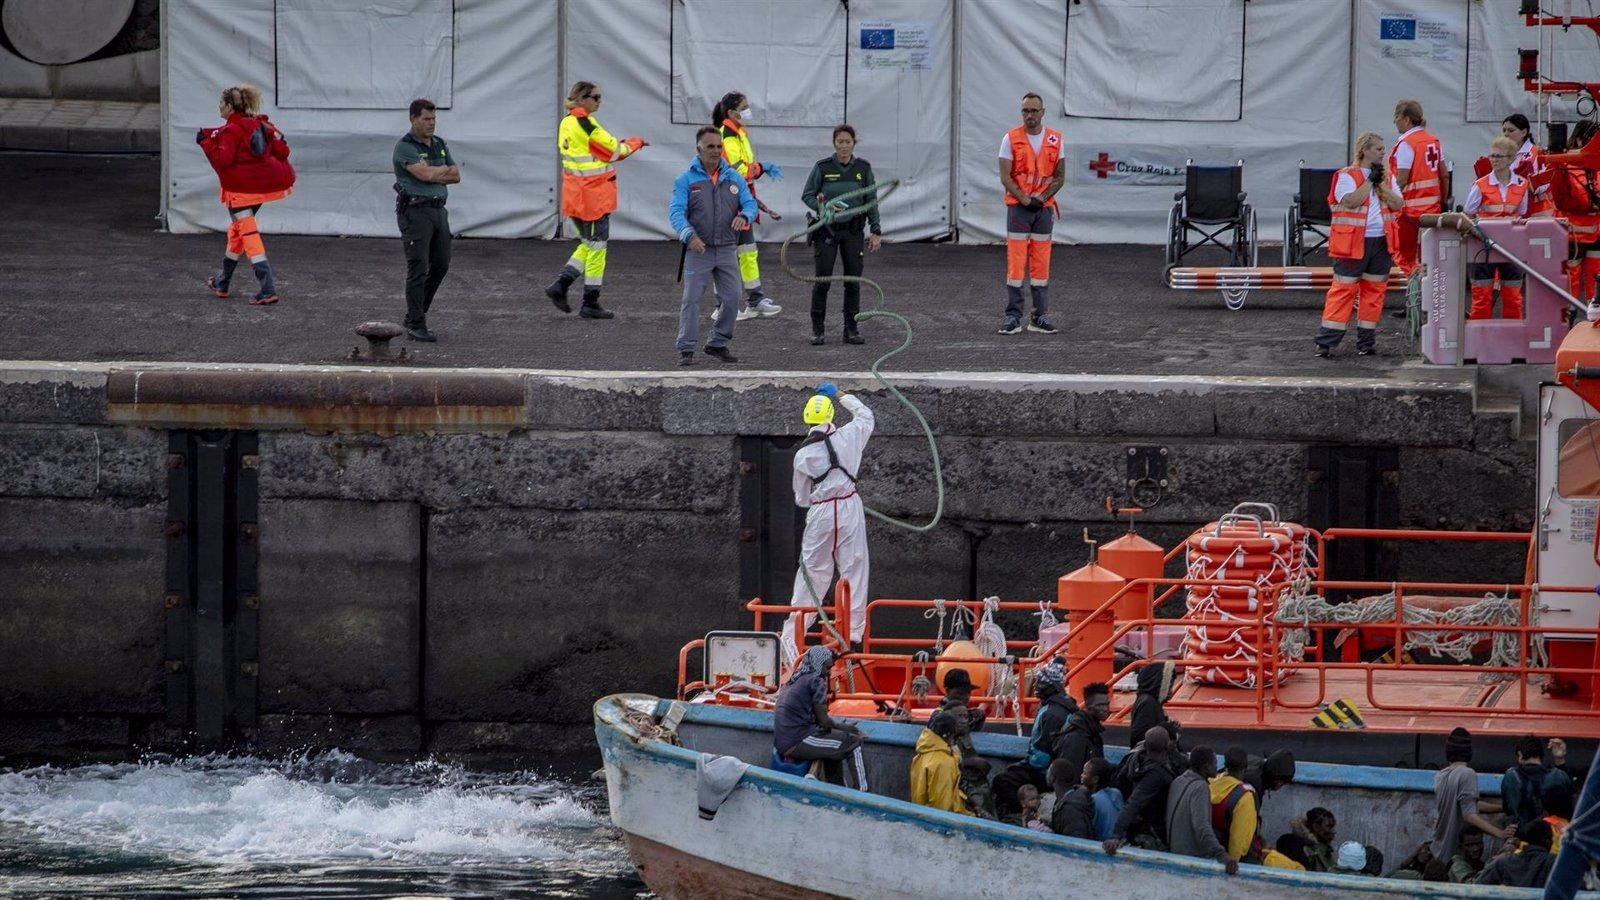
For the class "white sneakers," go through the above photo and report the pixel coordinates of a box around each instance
[725,296,782,321]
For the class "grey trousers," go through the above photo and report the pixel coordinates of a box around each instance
[678,243,742,353]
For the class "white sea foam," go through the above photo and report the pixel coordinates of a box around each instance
[0,752,619,870]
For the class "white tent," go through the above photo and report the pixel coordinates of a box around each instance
[161,0,1600,245]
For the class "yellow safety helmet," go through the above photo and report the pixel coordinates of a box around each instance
[802,394,835,426]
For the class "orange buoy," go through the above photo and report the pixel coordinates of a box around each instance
[935,638,992,698]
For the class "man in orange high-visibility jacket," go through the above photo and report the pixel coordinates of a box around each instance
[1464,136,1531,320]
[997,92,1066,336]
[1387,99,1445,278]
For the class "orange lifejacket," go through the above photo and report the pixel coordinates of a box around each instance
[1389,129,1444,219]
[1005,126,1063,213]
[1327,167,1396,259]
[1472,174,1528,219]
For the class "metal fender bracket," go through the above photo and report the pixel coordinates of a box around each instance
[1126,445,1170,509]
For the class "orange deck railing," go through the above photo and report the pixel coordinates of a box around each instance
[678,527,1600,732]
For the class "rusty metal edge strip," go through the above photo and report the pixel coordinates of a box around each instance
[105,402,527,433]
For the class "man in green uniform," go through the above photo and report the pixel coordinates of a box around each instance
[393,98,459,342]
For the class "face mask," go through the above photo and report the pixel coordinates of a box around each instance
[738,107,753,124]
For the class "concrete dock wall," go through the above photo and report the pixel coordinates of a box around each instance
[0,362,1531,758]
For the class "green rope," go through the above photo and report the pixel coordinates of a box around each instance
[773,178,944,705]
[1404,270,1423,346]
[778,178,945,535]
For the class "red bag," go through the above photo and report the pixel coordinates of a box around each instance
[199,113,295,194]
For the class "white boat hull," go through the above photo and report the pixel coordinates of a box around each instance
[595,694,1550,899]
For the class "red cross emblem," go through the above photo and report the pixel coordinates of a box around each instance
[1424,143,1441,172]
[1089,152,1116,179]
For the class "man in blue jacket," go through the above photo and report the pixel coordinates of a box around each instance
[670,126,758,365]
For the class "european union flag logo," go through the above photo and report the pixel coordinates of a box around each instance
[1380,17,1416,40]
[860,28,895,50]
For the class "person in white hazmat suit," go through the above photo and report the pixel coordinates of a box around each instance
[781,382,874,666]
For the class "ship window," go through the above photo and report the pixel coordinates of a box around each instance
[1556,419,1600,499]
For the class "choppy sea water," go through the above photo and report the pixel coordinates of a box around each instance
[0,751,647,898]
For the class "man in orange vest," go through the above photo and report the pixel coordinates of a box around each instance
[1387,99,1445,278]
[997,92,1066,336]
[1464,137,1530,319]
[1316,132,1402,358]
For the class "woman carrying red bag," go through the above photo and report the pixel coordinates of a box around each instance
[197,85,296,305]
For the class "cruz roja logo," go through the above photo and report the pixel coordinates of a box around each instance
[1087,152,1182,181]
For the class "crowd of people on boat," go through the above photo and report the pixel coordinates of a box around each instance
[772,648,1584,888]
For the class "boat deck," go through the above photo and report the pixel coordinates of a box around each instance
[1155,667,1600,738]
[827,665,1600,741]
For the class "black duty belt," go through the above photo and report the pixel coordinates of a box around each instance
[402,196,446,209]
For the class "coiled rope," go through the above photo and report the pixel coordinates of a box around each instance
[1274,581,1545,679]
[779,178,945,534]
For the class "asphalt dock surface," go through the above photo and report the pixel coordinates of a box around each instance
[2,153,1415,376]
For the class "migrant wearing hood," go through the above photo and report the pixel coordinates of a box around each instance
[1244,748,1297,804]
[910,727,968,814]
[1129,660,1175,748]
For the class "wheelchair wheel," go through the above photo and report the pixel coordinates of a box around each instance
[1245,207,1259,267]
[1282,208,1298,268]
[1164,204,1181,272]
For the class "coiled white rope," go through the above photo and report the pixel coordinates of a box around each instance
[1274,582,1546,680]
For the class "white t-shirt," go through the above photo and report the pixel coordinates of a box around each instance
[1390,127,1421,172]
[999,131,1045,160]
[1335,170,1402,236]
[1463,170,1529,217]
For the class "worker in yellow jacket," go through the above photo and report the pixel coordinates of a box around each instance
[546,81,646,319]
[714,91,784,321]
[910,708,970,815]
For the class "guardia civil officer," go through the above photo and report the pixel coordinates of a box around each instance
[393,98,459,342]
[801,124,882,345]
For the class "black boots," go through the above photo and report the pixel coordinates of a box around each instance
[578,287,613,319]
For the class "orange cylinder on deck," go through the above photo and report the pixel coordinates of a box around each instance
[1059,562,1124,699]
[1099,532,1164,621]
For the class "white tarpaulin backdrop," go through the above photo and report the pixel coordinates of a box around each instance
[162,0,1591,245]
